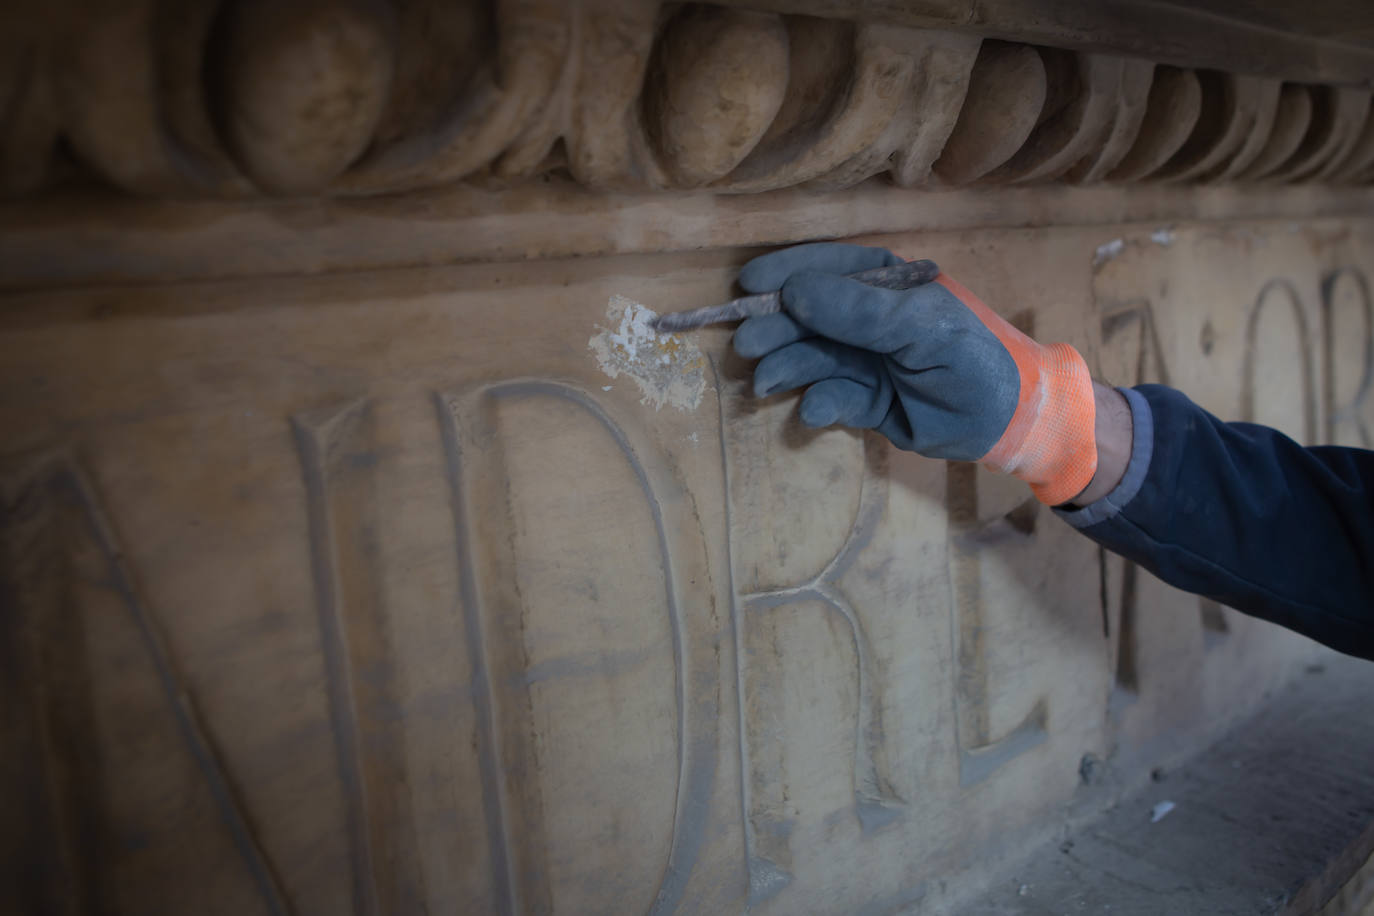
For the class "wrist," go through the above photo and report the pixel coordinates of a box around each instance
[982,342,1098,505]
[1066,383,1133,506]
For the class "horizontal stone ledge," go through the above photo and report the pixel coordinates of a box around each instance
[3,179,1374,291]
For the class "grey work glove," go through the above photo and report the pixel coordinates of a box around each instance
[731,242,1099,505]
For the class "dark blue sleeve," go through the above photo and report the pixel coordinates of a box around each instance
[1054,385,1374,660]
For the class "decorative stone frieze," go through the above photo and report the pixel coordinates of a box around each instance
[3,1,1373,198]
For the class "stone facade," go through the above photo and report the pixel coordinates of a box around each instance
[3,2,1374,914]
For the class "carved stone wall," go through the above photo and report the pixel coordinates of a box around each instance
[3,211,1373,912]
[5,2,1374,914]
[3,0,1374,198]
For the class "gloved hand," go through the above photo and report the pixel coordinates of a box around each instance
[732,242,1097,506]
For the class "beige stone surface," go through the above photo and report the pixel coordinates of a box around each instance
[5,7,1374,911]
[4,212,1372,913]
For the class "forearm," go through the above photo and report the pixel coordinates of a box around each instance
[1056,385,1374,659]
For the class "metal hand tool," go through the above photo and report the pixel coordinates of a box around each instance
[650,259,941,333]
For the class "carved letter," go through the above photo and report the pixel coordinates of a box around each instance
[0,452,287,914]
[1323,268,1374,447]
[292,400,424,915]
[437,380,719,915]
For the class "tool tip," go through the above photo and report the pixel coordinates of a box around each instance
[649,315,685,333]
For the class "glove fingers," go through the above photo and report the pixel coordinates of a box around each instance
[780,271,963,355]
[753,338,884,398]
[799,377,891,429]
[738,242,903,293]
[733,312,810,358]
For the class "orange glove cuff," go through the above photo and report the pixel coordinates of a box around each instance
[935,275,1097,506]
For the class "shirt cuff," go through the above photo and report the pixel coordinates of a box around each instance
[1053,386,1154,529]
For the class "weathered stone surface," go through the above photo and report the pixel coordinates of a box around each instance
[215,0,395,194]
[644,7,790,188]
[3,214,1372,913]
[1106,67,1203,182]
[4,4,1374,912]
[932,41,1046,185]
[5,180,1374,291]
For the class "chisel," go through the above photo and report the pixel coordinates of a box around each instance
[650,259,941,333]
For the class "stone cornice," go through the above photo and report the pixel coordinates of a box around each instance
[1,1,1372,199]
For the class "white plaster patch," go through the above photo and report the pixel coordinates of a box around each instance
[1093,238,1125,268]
[1151,227,1175,246]
[589,295,706,411]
